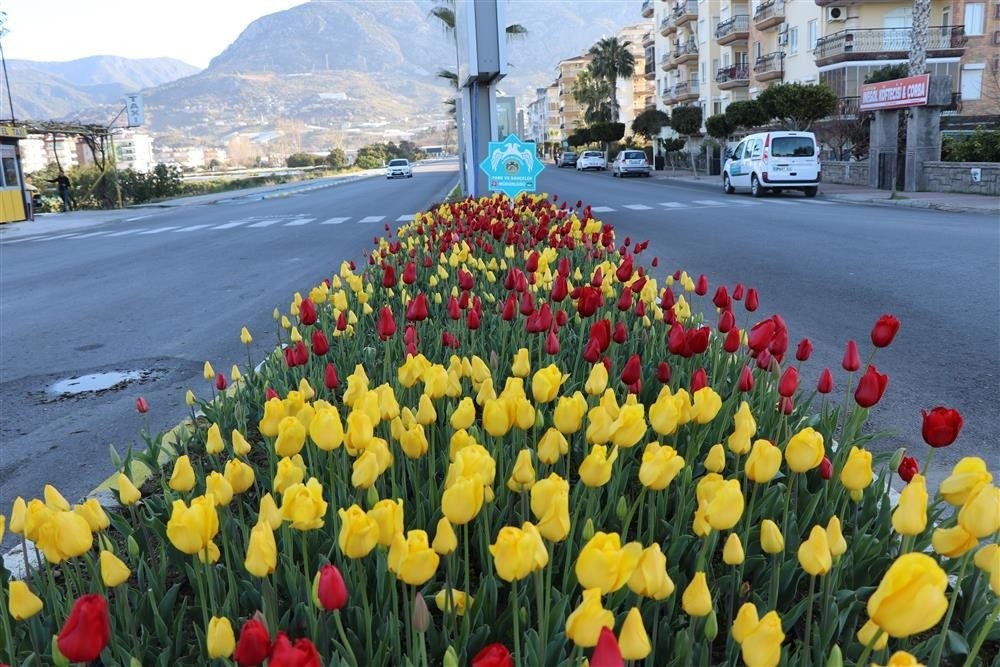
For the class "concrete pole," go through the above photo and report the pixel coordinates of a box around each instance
[909,0,931,75]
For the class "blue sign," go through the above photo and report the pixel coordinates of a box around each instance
[479,134,544,200]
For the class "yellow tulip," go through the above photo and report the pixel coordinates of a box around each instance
[938,456,993,506]
[388,530,440,585]
[0,514,4,542]
[433,517,458,556]
[610,403,647,448]
[867,553,948,637]
[746,439,782,483]
[511,347,530,377]
[638,442,685,490]
[185,389,197,406]
[338,504,379,559]
[482,398,512,437]
[205,471,234,506]
[579,444,619,488]
[826,516,847,557]
[207,616,235,659]
[35,510,93,564]
[22,499,53,542]
[344,409,375,454]
[166,495,219,556]
[798,525,833,576]
[529,472,570,542]
[691,387,722,424]
[785,427,825,473]
[434,589,472,615]
[507,449,537,493]
[204,423,225,455]
[857,618,889,650]
[446,445,496,488]
[732,602,759,644]
[672,389,693,425]
[240,326,252,344]
[258,397,287,438]
[489,522,548,582]
[702,479,745,531]
[309,408,345,451]
[441,475,485,526]
[400,423,429,459]
[891,474,928,536]
[244,519,277,577]
[565,588,616,647]
[232,429,252,456]
[705,444,726,473]
[932,524,978,558]
[723,533,745,565]
[585,363,609,396]
[368,499,404,547]
[760,520,785,554]
[450,397,476,431]
[553,392,587,435]
[682,571,713,616]
[975,543,999,576]
[275,416,307,457]
[537,427,569,465]
[730,402,757,443]
[619,607,651,660]
[224,458,255,495]
[117,473,142,505]
[628,543,675,599]
[351,450,381,489]
[585,405,616,445]
[8,580,43,620]
[203,361,215,380]
[73,499,110,532]
[99,550,131,587]
[168,454,196,492]
[740,609,785,667]
[280,478,327,531]
[840,446,873,491]
[274,454,307,494]
[258,493,282,530]
[958,483,1000,538]
[576,532,643,594]
[874,651,925,667]
[531,364,566,403]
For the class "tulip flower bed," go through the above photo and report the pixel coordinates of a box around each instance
[2,193,998,667]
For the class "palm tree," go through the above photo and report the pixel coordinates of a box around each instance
[572,66,613,126]
[588,37,636,124]
[430,1,527,96]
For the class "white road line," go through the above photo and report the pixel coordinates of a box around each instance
[396,214,416,222]
[622,204,653,210]
[31,233,80,242]
[71,231,112,239]
[658,202,689,208]
[691,199,729,206]
[138,226,180,235]
[248,219,283,228]
[590,206,615,213]
[359,215,385,223]
[212,221,249,229]
[284,217,315,226]
[173,225,213,232]
[320,217,350,225]
[801,199,834,204]
[105,229,141,237]
[764,199,800,205]
[125,214,153,222]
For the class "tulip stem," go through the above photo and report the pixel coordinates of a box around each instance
[855,628,883,667]
[803,575,816,662]
[0,586,14,665]
[921,447,935,477]
[962,599,1000,667]
[768,553,780,611]
[334,610,360,667]
[462,524,472,653]
[511,578,522,667]
[534,568,548,665]
[781,473,796,551]
[929,550,972,667]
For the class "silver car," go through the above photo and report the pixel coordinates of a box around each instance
[576,151,607,171]
[385,159,413,179]
[611,150,651,177]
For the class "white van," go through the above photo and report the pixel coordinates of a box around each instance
[722,131,820,197]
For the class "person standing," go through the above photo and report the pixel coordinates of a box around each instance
[48,170,73,212]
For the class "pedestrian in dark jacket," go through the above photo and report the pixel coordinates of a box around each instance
[47,170,73,212]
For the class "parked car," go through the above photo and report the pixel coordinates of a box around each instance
[611,150,651,177]
[576,150,607,171]
[556,152,578,168]
[722,131,820,197]
[385,158,413,179]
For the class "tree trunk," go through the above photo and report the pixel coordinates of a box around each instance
[909,0,931,75]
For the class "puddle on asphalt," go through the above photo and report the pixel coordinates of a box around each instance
[48,369,162,396]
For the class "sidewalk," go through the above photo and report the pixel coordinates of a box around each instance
[652,171,999,215]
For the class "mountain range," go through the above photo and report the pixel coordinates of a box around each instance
[4,0,644,151]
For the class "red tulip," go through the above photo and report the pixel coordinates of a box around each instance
[458,268,475,290]
[324,363,340,391]
[471,643,514,667]
[590,320,612,353]
[552,274,569,301]
[615,255,634,282]
[501,293,517,321]
[686,327,711,355]
[723,327,741,353]
[612,322,628,344]
[591,267,604,287]
[233,618,271,667]
[135,396,149,414]
[616,289,633,312]
[298,298,317,326]
[583,337,602,364]
[871,314,900,348]
[690,367,707,393]
[467,309,481,330]
[216,373,228,391]
[660,288,674,310]
[268,633,321,667]
[795,338,813,362]
[819,456,833,479]
[405,293,429,321]
[816,368,834,394]
[748,319,776,355]
[651,256,659,267]
[732,282,745,300]
[778,366,798,397]
[842,340,860,372]
[620,354,642,385]
[854,365,889,408]
[712,285,730,309]
[745,287,759,312]
[738,366,754,392]
[921,406,963,448]
[591,626,625,667]
[546,329,560,354]
[526,250,540,272]
[317,564,348,611]
[402,261,417,285]
[556,309,568,326]
[447,296,461,320]
[293,340,308,366]
[656,361,671,383]
[265,387,279,401]
[519,291,535,316]
[576,286,603,317]
[695,273,709,296]
[57,594,110,663]
[897,456,920,482]
[311,329,329,356]
[336,312,348,331]
[778,396,794,415]
[718,309,735,333]
[668,324,691,357]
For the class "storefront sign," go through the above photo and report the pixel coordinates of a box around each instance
[859,74,930,111]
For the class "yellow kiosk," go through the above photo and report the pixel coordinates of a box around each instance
[0,123,29,223]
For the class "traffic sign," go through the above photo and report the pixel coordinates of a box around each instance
[478,134,544,200]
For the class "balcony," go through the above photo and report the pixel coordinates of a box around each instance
[814,0,899,5]
[660,54,674,71]
[672,0,698,27]
[814,25,966,66]
[715,15,750,45]
[660,16,677,37]
[642,32,655,48]
[753,51,784,82]
[753,0,785,30]
[672,80,700,102]
[716,65,750,89]
[671,38,698,66]
[644,60,658,80]
[642,0,654,18]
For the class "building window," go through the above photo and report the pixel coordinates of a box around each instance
[961,64,984,100]
[701,61,707,81]
[699,19,707,43]
[713,101,722,115]
[723,52,731,67]
[754,41,761,61]
[789,26,799,54]
[964,3,985,35]
[942,6,950,26]
[808,20,818,50]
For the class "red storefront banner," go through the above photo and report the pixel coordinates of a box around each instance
[859,74,930,111]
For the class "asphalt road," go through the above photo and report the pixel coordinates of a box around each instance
[1,159,996,529]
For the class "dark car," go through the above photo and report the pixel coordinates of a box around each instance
[557,152,578,168]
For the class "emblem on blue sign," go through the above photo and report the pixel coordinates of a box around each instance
[479,134,544,200]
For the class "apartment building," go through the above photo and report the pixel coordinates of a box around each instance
[948,0,1000,118]
[616,21,657,129]
[555,54,595,143]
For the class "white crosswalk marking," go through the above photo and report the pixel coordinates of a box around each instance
[359,216,385,223]
[72,231,112,239]
[105,229,141,237]
[138,226,180,234]
[284,218,315,226]
[691,199,728,206]
[658,202,689,208]
[173,225,213,232]
[623,204,653,210]
[802,199,833,204]
[31,233,80,242]
[247,219,283,228]
[396,214,416,222]
[320,217,349,225]
[212,221,249,229]
[590,206,615,213]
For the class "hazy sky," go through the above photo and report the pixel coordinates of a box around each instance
[0,0,309,68]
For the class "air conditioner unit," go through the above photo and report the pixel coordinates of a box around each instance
[826,6,847,22]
